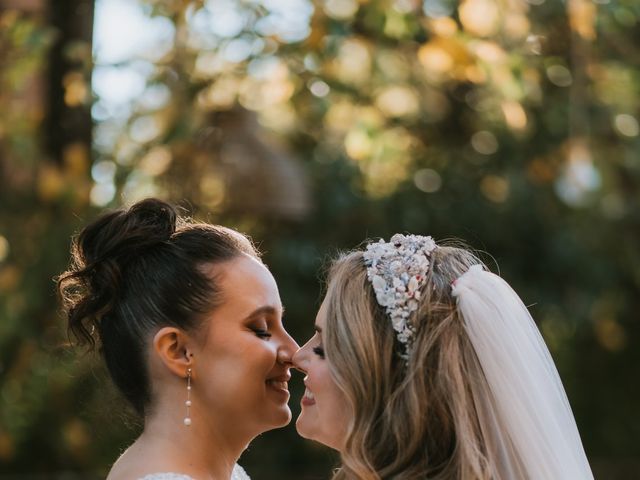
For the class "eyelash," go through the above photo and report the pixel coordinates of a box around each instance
[313,346,325,358]
[253,329,272,339]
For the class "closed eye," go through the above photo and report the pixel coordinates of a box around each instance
[312,346,325,358]
[253,329,272,339]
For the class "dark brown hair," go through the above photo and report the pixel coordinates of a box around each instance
[57,198,259,416]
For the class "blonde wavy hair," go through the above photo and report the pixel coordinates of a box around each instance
[323,243,496,480]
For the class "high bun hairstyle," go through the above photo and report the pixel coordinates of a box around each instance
[57,198,259,416]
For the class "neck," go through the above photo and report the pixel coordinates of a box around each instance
[120,399,255,480]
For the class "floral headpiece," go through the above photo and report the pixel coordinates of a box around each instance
[363,234,437,359]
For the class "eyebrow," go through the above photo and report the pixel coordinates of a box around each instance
[243,305,284,321]
[314,325,322,333]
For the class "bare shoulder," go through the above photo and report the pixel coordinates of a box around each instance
[137,475,195,480]
[104,437,198,480]
[107,465,195,480]
[107,468,194,480]
[105,440,195,480]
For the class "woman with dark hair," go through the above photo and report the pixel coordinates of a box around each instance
[293,234,593,480]
[58,198,298,480]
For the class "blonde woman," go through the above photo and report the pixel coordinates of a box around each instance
[58,199,298,480]
[294,234,593,479]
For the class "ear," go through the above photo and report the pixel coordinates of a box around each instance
[152,326,194,378]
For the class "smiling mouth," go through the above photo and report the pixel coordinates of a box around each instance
[266,379,290,397]
[267,380,288,391]
[301,387,315,406]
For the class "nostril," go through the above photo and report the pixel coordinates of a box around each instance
[277,350,293,365]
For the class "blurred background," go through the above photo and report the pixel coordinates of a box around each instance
[0,0,639,478]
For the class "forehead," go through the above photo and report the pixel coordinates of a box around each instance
[204,254,282,314]
[315,296,329,329]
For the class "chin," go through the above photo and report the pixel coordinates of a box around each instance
[296,418,342,451]
[264,406,292,430]
[295,415,313,439]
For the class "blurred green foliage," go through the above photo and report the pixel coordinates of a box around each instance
[1,0,639,478]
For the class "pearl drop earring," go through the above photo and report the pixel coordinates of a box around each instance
[184,367,192,426]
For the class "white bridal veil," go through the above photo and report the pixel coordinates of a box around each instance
[451,265,594,480]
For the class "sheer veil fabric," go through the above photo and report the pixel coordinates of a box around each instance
[451,265,593,480]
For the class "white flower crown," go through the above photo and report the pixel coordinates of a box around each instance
[363,234,437,359]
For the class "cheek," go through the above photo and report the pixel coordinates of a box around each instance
[312,366,347,418]
[324,387,347,424]
[201,336,276,390]
[230,341,278,384]
[302,363,350,448]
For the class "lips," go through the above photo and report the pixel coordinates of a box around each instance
[267,379,289,391]
[266,373,290,395]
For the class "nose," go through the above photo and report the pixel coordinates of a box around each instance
[277,331,300,365]
[292,345,307,374]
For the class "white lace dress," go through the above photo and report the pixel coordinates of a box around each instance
[138,464,250,480]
